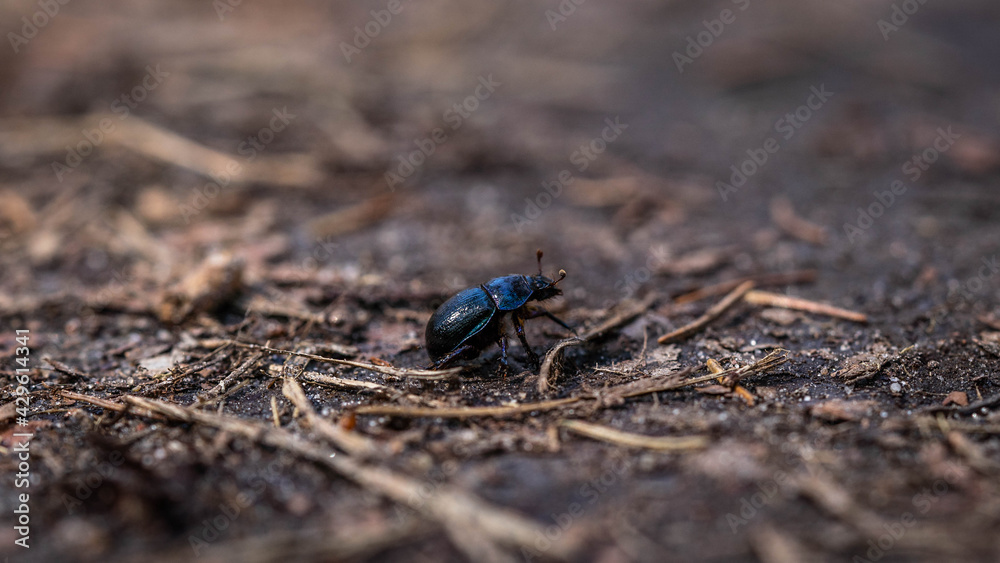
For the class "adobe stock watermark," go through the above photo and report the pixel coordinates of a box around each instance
[242,234,342,319]
[392,458,461,523]
[51,64,170,182]
[212,0,245,21]
[384,74,501,191]
[717,84,833,201]
[600,245,670,309]
[544,0,587,31]
[7,0,72,54]
[521,453,632,561]
[842,126,958,243]
[877,0,930,41]
[851,467,961,563]
[511,116,628,231]
[952,253,999,307]
[179,106,296,223]
[339,0,410,63]
[673,0,751,73]
[188,460,283,556]
[79,265,135,323]
[60,450,125,514]
[724,437,819,533]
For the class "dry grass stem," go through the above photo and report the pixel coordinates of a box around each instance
[538,294,657,392]
[672,270,817,305]
[559,419,709,451]
[743,290,868,323]
[658,281,755,344]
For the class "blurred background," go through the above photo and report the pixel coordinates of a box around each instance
[1,0,997,305]
[1,0,1000,561]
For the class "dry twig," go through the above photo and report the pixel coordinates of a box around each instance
[538,294,657,392]
[206,352,264,397]
[355,397,582,419]
[743,290,867,323]
[266,364,390,392]
[357,353,787,418]
[658,281,754,344]
[707,357,755,405]
[559,419,708,451]
[673,270,817,305]
[281,377,381,457]
[228,342,461,379]
[61,392,562,562]
[769,196,828,245]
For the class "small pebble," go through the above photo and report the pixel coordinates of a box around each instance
[890,382,902,393]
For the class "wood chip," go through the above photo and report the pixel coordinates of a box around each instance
[942,391,969,407]
[0,189,36,239]
[810,399,878,422]
[158,251,244,324]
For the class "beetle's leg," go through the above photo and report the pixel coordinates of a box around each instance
[522,305,575,334]
[497,330,509,378]
[512,311,541,371]
[431,344,477,370]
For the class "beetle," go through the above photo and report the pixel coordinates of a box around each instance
[426,250,571,371]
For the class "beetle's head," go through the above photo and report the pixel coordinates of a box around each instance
[530,250,566,301]
[529,269,566,301]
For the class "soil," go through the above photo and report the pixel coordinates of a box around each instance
[1,1,1000,562]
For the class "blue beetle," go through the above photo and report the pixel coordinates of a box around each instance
[426,251,570,371]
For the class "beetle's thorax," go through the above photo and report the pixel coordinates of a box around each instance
[479,274,560,311]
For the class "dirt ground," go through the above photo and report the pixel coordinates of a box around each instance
[2,1,1000,562]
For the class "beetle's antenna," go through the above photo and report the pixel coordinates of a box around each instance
[536,249,544,276]
[550,269,567,286]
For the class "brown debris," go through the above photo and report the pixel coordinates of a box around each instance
[658,281,754,344]
[769,196,828,245]
[158,251,245,324]
[306,194,395,239]
[743,290,868,323]
[230,342,461,379]
[794,469,887,536]
[135,186,181,226]
[942,391,969,407]
[948,132,1000,175]
[355,397,583,419]
[359,353,788,419]
[750,524,814,563]
[61,392,565,562]
[107,115,323,187]
[657,246,732,277]
[974,331,1000,358]
[706,357,755,405]
[672,269,817,305]
[538,293,656,393]
[281,377,381,457]
[810,399,878,422]
[559,419,708,451]
[0,189,36,239]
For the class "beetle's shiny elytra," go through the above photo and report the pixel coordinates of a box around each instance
[425,251,571,371]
